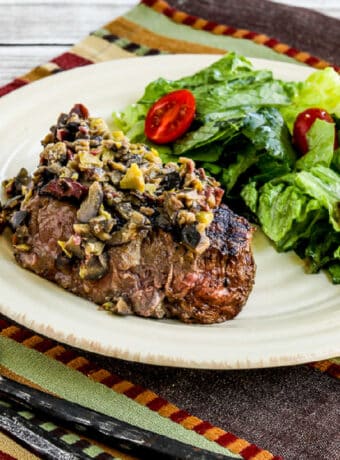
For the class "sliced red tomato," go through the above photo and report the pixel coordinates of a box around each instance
[293,108,338,155]
[145,89,196,144]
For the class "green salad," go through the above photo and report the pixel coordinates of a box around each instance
[113,53,340,283]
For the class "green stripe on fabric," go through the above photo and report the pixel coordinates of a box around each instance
[0,335,240,458]
[83,445,107,457]
[40,421,58,432]
[125,4,305,65]
[18,410,35,420]
[61,433,82,445]
[0,399,11,408]
[114,37,132,48]
[92,28,111,38]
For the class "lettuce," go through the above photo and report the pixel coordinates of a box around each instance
[113,52,297,160]
[242,165,340,282]
[296,119,336,170]
[281,67,340,132]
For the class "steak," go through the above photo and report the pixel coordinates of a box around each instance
[1,105,255,324]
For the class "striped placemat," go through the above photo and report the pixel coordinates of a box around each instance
[0,1,339,459]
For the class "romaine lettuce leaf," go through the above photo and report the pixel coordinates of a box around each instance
[281,67,340,132]
[296,118,336,170]
[173,119,243,155]
[242,165,340,280]
[193,80,294,117]
[242,108,296,165]
[175,53,254,87]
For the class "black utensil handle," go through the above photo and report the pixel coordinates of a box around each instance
[0,404,91,460]
[0,375,233,460]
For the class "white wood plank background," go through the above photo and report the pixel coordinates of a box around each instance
[0,0,339,86]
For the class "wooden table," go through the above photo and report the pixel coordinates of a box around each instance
[0,0,339,87]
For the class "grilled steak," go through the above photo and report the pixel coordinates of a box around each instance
[1,105,255,324]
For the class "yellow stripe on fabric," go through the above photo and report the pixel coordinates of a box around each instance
[172,11,187,23]
[227,439,251,454]
[0,432,40,460]
[253,451,277,460]
[294,51,311,62]
[213,25,229,35]
[89,368,112,382]
[158,403,179,417]
[273,43,291,53]
[314,59,331,69]
[252,34,269,45]
[67,356,90,370]
[134,389,158,405]
[180,415,202,430]
[232,29,250,39]
[71,35,134,63]
[310,360,333,372]
[192,18,209,30]
[104,16,225,55]
[21,62,60,83]
[203,427,226,441]
[151,0,168,13]
[1,325,20,337]
[112,380,135,393]
[22,335,45,349]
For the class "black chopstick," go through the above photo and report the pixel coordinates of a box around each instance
[0,375,233,460]
[0,403,91,459]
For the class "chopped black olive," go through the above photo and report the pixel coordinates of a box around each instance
[10,210,29,230]
[181,224,201,249]
[161,171,181,191]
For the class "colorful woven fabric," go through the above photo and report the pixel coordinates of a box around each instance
[0,1,339,459]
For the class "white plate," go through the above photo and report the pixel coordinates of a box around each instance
[0,54,339,369]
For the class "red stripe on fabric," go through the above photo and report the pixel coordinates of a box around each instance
[51,52,93,70]
[243,31,258,40]
[182,15,197,26]
[7,328,32,343]
[124,384,145,399]
[34,338,56,353]
[147,396,168,411]
[240,444,262,459]
[265,38,280,48]
[0,79,27,97]
[0,451,17,460]
[76,362,100,376]
[141,0,158,6]
[170,409,190,423]
[163,6,176,17]
[100,374,123,387]
[216,432,238,447]
[285,47,299,57]
[305,56,320,66]
[193,420,213,435]
[272,456,284,460]
[54,349,78,364]
[202,21,219,31]
[326,364,340,379]
[222,26,237,35]
[0,319,10,331]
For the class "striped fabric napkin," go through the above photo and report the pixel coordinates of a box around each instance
[0,1,339,459]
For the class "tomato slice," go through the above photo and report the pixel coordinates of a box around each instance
[145,89,196,144]
[293,108,338,155]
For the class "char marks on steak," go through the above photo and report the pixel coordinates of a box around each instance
[1,105,256,324]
